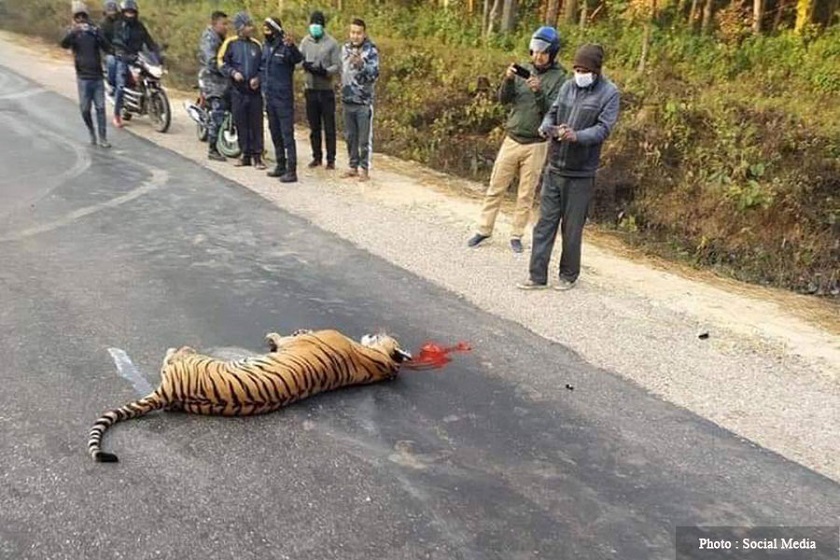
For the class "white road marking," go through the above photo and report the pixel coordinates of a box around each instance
[107,347,154,396]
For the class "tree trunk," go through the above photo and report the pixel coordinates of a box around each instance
[579,0,589,27]
[546,0,561,24]
[794,0,815,30]
[689,0,701,27]
[487,0,503,35]
[483,0,491,36]
[701,0,715,32]
[753,0,764,31]
[773,0,787,28]
[501,0,518,31]
[565,0,579,23]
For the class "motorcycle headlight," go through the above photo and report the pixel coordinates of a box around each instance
[147,66,163,79]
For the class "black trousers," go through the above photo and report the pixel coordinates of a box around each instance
[266,97,296,171]
[305,89,336,164]
[231,90,264,158]
[529,171,595,284]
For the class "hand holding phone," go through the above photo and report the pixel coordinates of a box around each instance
[511,63,531,80]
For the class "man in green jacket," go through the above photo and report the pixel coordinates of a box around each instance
[468,26,566,253]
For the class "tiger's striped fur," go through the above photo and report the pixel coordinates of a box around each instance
[88,329,411,463]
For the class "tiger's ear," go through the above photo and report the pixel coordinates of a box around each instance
[391,348,412,363]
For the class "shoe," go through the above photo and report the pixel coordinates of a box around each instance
[510,238,524,253]
[98,139,112,149]
[234,157,252,167]
[307,159,321,168]
[554,278,576,291]
[340,168,358,178]
[89,136,97,146]
[267,164,286,177]
[253,157,267,170]
[467,233,490,247]
[326,162,336,170]
[208,150,225,162]
[359,169,370,182]
[516,279,548,290]
[279,171,298,183]
[112,116,124,128]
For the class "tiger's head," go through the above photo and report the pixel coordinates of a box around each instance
[360,333,413,365]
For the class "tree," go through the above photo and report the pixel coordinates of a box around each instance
[501,0,518,31]
[546,0,562,25]
[754,0,765,31]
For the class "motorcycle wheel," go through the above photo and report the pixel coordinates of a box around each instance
[121,111,133,121]
[149,90,172,133]
[216,112,241,158]
[196,123,208,142]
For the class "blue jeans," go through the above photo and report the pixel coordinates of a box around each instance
[114,59,130,118]
[77,77,106,140]
[105,55,117,92]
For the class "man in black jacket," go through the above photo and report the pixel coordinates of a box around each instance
[61,1,113,148]
[111,0,159,128]
[99,0,120,95]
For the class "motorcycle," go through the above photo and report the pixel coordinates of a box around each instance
[109,50,171,133]
[183,85,241,158]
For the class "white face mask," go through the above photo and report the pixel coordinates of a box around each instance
[574,72,595,88]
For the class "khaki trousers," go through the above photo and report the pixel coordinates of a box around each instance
[476,136,548,239]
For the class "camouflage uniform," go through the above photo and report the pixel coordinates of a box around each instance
[340,37,379,171]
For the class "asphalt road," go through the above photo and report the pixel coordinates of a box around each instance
[0,66,837,560]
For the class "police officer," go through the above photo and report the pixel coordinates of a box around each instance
[218,12,266,169]
[261,17,302,182]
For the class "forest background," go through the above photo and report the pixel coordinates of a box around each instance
[2,0,838,297]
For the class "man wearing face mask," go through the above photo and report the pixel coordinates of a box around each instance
[299,11,341,170]
[518,43,620,291]
[467,26,566,254]
[261,17,303,183]
[111,0,159,128]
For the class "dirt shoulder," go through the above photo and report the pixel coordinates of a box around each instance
[2,30,838,482]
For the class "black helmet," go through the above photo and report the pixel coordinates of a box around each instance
[120,0,139,12]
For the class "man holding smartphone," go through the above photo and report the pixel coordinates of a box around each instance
[468,26,566,253]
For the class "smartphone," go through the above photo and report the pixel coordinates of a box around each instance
[511,63,531,79]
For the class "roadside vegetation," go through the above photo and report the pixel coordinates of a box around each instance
[3,0,838,297]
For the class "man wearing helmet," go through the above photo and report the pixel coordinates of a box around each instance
[468,26,566,254]
[518,44,620,291]
[99,0,120,96]
[111,0,160,128]
[61,1,113,148]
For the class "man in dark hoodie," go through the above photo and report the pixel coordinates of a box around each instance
[99,0,120,95]
[467,26,566,254]
[218,12,266,169]
[61,1,113,148]
[261,17,303,183]
[518,44,620,291]
[111,0,160,128]
[299,10,341,170]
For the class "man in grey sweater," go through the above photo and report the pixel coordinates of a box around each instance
[299,11,341,169]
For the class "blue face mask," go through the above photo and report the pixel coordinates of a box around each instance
[309,24,323,39]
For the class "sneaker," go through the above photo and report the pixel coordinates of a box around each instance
[254,157,267,170]
[467,233,490,248]
[307,159,321,168]
[279,171,298,183]
[112,116,124,129]
[208,150,225,162]
[234,157,252,167]
[359,169,370,182]
[554,278,576,291]
[510,238,524,253]
[89,136,97,146]
[266,164,286,177]
[517,279,549,290]
[340,168,358,178]
[326,162,336,170]
[98,139,112,149]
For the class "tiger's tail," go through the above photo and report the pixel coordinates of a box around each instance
[87,391,166,463]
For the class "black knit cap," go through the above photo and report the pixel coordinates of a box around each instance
[310,10,326,26]
[573,44,604,73]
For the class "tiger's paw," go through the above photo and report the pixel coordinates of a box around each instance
[265,332,284,353]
